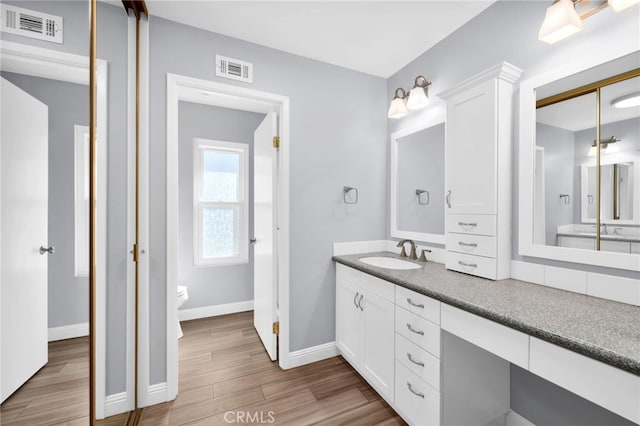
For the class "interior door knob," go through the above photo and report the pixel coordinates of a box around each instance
[39,246,55,255]
[249,238,257,245]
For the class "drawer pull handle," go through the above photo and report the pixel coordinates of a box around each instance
[406,353,424,367]
[458,242,478,250]
[458,261,478,269]
[407,382,425,399]
[358,294,364,311]
[406,298,424,309]
[458,221,478,229]
[406,323,424,336]
[353,292,359,309]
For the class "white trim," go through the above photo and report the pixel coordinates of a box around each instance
[288,342,338,369]
[390,111,446,245]
[143,382,168,408]
[178,300,254,322]
[0,41,108,419]
[165,74,291,404]
[48,323,89,342]
[506,410,536,426]
[73,125,90,277]
[518,46,640,271]
[104,392,129,418]
[192,139,249,267]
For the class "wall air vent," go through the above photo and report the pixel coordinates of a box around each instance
[1,4,63,44]
[216,55,253,83]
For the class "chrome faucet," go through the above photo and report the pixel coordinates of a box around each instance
[397,239,417,260]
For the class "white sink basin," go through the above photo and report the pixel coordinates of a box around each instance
[359,257,421,270]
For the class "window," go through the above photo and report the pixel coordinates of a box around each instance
[74,125,89,277]
[194,138,249,266]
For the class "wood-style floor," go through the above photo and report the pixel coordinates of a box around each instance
[0,337,89,425]
[140,311,405,425]
[0,312,405,425]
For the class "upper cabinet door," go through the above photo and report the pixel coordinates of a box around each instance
[445,79,497,215]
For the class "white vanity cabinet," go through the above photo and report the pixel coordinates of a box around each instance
[335,264,395,403]
[441,63,522,280]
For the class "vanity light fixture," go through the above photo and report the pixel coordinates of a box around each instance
[588,136,620,156]
[611,92,640,108]
[388,75,432,119]
[538,0,638,44]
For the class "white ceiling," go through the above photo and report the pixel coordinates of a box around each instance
[145,1,496,78]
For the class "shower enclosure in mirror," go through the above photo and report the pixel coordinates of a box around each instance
[390,115,446,244]
[535,71,640,254]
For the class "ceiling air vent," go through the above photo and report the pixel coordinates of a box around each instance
[216,55,253,83]
[1,4,63,44]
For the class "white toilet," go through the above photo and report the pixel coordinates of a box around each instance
[177,285,189,339]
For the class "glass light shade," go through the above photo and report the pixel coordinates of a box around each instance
[588,145,598,157]
[538,0,583,44]
[611,92,640,108]
[406,87,429,110]
[388,97,408,119]
[605,143,620,154]
[608,0,640,12]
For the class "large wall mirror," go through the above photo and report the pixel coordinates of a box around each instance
[519,49,640,271]
[390,113,446,245]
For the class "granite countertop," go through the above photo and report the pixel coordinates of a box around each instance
[333,252,640,376]
[557,231,640,243]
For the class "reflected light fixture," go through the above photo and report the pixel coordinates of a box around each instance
[611,92,640,108]
[588,136,620,156]
[388,75,432,119]
[538,0,639,44]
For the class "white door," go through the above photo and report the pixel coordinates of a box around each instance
[335,278,362,364]
[253,111,278,361]
[1,77,49,402]
[445,79,497,215]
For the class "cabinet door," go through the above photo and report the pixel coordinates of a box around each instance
[361,289,395,402]
[445,79,497,215]
[336,279,362,364]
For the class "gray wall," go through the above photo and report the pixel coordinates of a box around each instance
[396,123,445,235]
[387,1,639,423]
[536,123,575,246]
[1,71,89,328]
[178,102,265,309]
[149,16,388,384]
[2,1,132,395]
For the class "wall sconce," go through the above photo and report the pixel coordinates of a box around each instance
[588,136,620,156]
[538,0,639,45]
[387,75,431,119]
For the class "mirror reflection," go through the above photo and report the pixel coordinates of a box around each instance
[391,122,445,242]
[535,72,640,254]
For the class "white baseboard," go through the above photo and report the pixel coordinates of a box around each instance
[178,300,254,322]
[104,392,131,418]
[288,341,338,368]
[506,410,536,426]
[48,322,89,342]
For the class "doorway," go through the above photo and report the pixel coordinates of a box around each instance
[162,74,290,400]
[0,42,108,417]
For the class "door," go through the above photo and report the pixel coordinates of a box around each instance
[361,290,395,402]
[1,77,49,402]
[445,79,497,215]
[335,278,362,364]
[253,111,278,360]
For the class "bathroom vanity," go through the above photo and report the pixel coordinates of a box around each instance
[333,252,640,426]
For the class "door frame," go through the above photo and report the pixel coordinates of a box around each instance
[0,41,108,418]
[164,73,291,401]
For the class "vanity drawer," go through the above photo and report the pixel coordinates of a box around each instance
[600,240,631,254]
[396,286,440,325]
[396,306,441,358]
[632,242,640,254]
[395,361,440,426]
[396,333,440,392]
[447,214,496,236]
[336,264,394,302]
[447,233,496,258]
[446,252,496,280]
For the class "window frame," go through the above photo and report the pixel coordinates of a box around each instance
[193,138,249,267]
